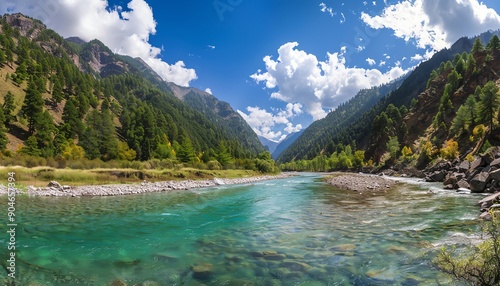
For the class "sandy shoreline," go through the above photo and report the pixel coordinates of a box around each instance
[326,172,400,192]
[0,173,297,197]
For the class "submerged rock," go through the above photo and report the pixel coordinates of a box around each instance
[192,263,214,280]
[279,261,312,272]
[263,254,287,261]
[109,280,127,286]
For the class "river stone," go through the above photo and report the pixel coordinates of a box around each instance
[477,192,500,206]
[489,169,500,182]
[264,254,287,261]
[427,171,446,182]
[457,179,470,189]
[470,172,489,193]
[469,157,487,172]
[48,181,63,190]
[458,161,470,172]
[331,244,356,252]
[109,280,127,286]
[262,250,278,256]
[224,279,254,286]
[280,261,312,271]
[141,281,160,286]
[366,268,398,281]
[480,211,492,220]
[192,263,213,280]
[443,173,458,186]
[250,251,264,257]
[490,204,500,209]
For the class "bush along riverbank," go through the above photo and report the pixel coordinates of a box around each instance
[420,146,500,220]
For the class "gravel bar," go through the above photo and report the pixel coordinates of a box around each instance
[0,173,296,197]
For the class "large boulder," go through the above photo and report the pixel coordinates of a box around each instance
[456,179,471,189]
[426,170,447,182]
[489,169,500,182]
[470,172,489,193]
[48,181,63,190]
[458,161,470,173]
[469,157,487,173]
[480,146,500,164]
[478,192,500,207]
[490,157,500,168]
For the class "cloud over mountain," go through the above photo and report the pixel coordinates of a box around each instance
[0,0,197,86]
[361,0,500,51]
[237,103,303,142]
[250,42,407,120]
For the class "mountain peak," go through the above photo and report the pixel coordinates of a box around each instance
[2,13,46,40]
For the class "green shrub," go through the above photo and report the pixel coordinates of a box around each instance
[435,214,500,285]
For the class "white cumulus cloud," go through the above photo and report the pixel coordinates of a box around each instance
[205,88,213,95]
[237,103,303,142]
[366,58,376,66]
[361,0,500,52]
[0,0,197,86]
[250,42,409,121]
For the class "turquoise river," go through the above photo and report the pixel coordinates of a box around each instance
[0,174,484,285]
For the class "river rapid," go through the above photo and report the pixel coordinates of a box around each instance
[0,173,482,285]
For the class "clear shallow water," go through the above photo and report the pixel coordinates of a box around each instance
[0,174,482,285]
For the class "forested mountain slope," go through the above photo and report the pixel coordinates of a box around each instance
[0,13,264,165]
[278,30,500,165]
[280,33,500,172]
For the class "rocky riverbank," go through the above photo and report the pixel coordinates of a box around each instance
[421,147,500,219]
[0,173,296,197]
[326,173,399,192]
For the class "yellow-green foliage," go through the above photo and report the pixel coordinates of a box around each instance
[401,146,413,157]
[420,141,438,159]
[472,124,486,141]
[466,153,475,162]
[440,139,459,160]
[61,141,85,160]
[117,141,136,161]
[435,214,500,285]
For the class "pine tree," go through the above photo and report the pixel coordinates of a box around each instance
[0,50,6,67]
[51,77,64,106]
[486,35,500,51]
[472,38,485,54]
[34,110,56,157]
[99,109,118,160]
[21,78,44,133]
[477,81,500,133]
[20,135,41,157]
[178,136,196,163]
[216,141,233,166]
[79,110,101,160]
[2,91,15,125]
[0,106,8,150]
[61,97,83,138]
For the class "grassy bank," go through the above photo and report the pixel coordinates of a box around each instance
[0,166,267,189]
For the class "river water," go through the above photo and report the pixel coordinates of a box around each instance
[0,174,482,285]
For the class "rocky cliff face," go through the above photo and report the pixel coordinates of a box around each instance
[80,40,129,77]
[3,13,44,39]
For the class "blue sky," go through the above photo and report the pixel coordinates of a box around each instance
[2,0,500,142]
